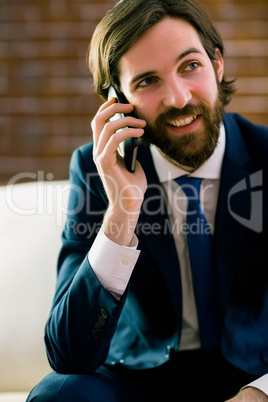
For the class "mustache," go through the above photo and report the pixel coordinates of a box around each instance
[157,103,206,123]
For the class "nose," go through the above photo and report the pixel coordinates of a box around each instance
[162,77,192,109]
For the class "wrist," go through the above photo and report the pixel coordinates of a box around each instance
[240,386,267,401]
[103,208,140,247]
[227,386,268,401]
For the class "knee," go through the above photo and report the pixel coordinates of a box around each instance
[26,371,122,402]
[26,372,67,402]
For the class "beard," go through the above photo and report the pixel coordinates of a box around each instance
[139,90,224,171]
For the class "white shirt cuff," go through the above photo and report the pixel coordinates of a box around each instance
[88,226,140,299]
[243,374,268,396]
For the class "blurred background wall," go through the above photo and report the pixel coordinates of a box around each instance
[1,0,267,184]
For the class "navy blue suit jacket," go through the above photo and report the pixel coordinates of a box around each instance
[45,113,268,377]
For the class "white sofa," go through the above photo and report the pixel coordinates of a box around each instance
[0,180,70,401]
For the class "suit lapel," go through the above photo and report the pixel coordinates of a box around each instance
[214,114,252,325]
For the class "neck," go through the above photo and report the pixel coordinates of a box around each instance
[157,147,195,173]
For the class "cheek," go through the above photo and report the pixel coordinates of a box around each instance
[132,95,159,122]
[194,71,219,104]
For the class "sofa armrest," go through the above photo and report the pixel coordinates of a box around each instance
[0,180,69,392]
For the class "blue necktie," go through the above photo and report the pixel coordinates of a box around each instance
[174,176,219,350]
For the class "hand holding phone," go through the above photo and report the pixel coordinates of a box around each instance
[108,86,139,173]
[92,86,147,246]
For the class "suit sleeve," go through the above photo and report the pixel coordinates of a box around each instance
[44,145,128,374]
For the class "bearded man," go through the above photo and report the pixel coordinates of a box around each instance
[27,1,268,401]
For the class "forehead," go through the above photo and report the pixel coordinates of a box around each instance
[119,17,206,82]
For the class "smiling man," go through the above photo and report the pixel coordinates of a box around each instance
[27,1,268,401]
[118,17,225,171]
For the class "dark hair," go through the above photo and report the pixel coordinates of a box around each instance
[88,0,236,105]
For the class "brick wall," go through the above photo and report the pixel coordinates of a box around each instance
[1,0,267,184]
[202,0,268,125]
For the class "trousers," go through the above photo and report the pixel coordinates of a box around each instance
[26,350,257,402]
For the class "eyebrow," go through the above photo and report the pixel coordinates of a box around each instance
[130,47,203,86]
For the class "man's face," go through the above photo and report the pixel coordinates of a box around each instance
[119,17,225,171]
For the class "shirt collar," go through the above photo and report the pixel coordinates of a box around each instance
[150,123,226,183]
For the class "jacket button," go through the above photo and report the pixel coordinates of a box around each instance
[90,329,100,338]
[94,322,103,332]
[165,345,171,359]
[98,316,106,326]
[100,309,108,319]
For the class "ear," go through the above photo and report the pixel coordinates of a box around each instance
[213,48,224,83]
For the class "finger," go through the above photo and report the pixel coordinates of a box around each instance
[92,102,135,141]
[96,117,146,156]
[105,115,146,135]
[95,124,144,162]
[96,96,116,114]
[95,127,145,171]
[91,97,116,137]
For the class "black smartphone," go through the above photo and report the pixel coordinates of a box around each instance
[108,86,139,173]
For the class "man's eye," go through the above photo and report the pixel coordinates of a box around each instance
[185,62,200,71]
[138,77,158,88]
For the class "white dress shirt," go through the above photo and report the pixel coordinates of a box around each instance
[149,124,225,350]
[88,124,268,394]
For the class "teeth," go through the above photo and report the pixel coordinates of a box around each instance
[169,115,197,128]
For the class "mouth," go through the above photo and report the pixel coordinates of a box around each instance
[167,114,198,128]
[166,114,201,135]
